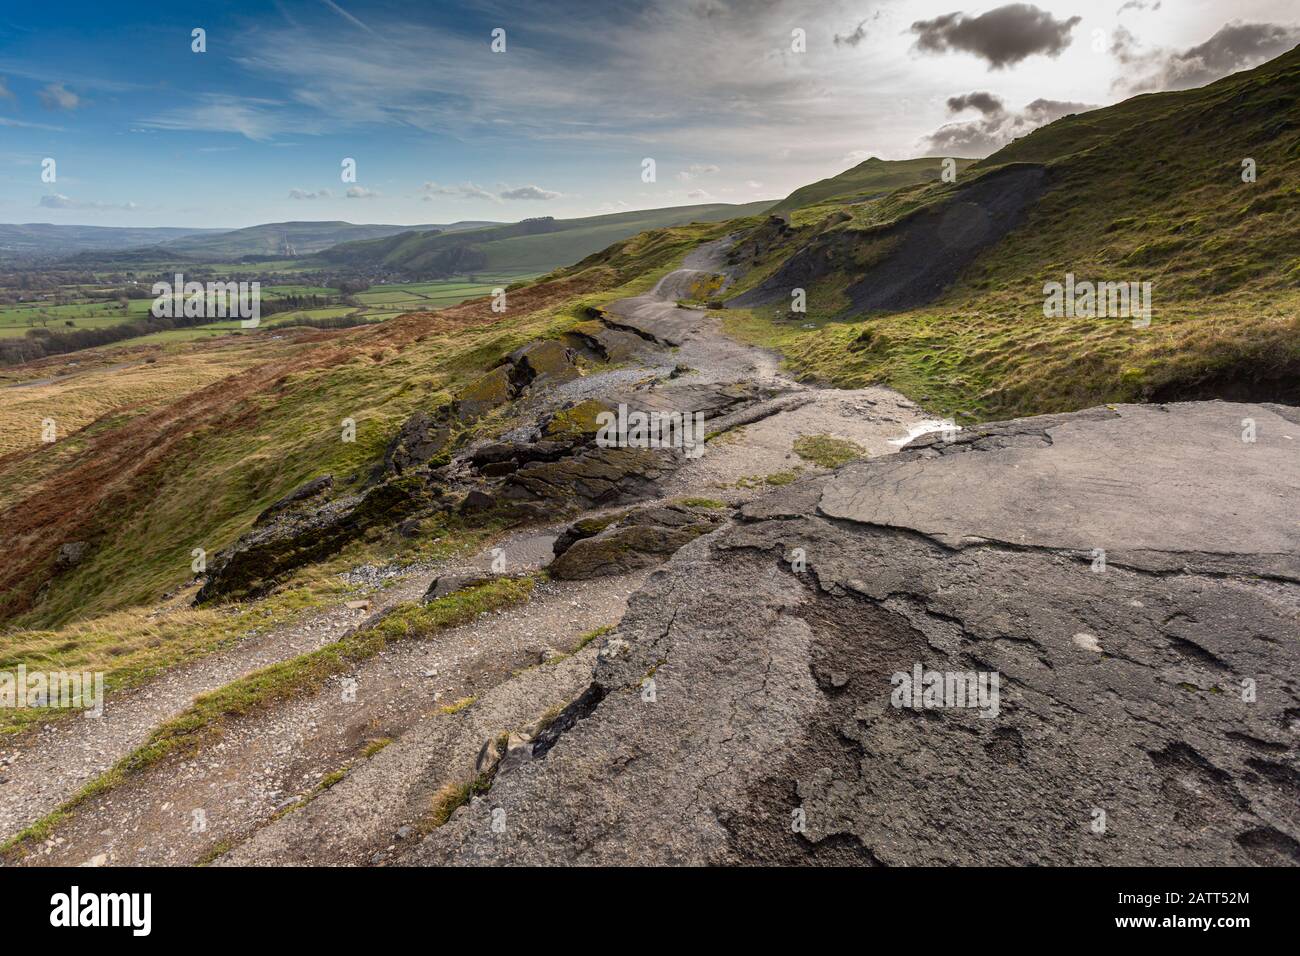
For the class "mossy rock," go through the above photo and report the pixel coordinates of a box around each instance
[454,367,515,422]
[197,474,444,603]
[543,399,615,441]
[549,524,708,579]
[548,502,726,579]
[552,511,627,556]
[509,340,580,386]
[505,446,671,506]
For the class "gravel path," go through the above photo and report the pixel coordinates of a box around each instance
[0,526,559,844]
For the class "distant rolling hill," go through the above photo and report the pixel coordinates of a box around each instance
[59,220,502,265]
[0,223,218,258]
[158,219,500,259]
[316,201,777,277]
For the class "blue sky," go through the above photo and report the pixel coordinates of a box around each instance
[1,0,1296,228]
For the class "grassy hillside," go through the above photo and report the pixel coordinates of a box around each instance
[768,156,977,222]
[722,45,1300,418]
[0,216,732,632]
[318,201,776,276]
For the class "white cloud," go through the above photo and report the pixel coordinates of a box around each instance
[38,81,81,110]
[38,193,137,210]
[289,188,332,199]
[498,184,562,200]
[0,116,65,131]
[677,163,720,181]
[345,185,379,198]
[422,181,497,201]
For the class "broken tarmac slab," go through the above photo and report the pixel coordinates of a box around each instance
[819,401,1299,580]
[410,400,1300,866]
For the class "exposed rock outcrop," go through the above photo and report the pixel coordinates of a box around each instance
[54,541,89,570]
[549,501,727,580]
[197,473,447,603]
[256,475,334,523]
[411,401,1300,866]
[382,339,582,475]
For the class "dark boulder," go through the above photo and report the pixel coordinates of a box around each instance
[197,473,445,603]
[548,502,727,580]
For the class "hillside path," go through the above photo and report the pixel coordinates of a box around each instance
[10,236,940,864]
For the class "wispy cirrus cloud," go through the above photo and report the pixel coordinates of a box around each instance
[39,193,137,210]
[0,115,65,131]
[141,94,317,141]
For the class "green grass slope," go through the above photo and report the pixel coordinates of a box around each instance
[317,201,776,276]
[723,44,1300,419]
[768,156,977,220]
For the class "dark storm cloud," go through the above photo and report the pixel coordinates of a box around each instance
[1113,20,1300,92]
[922,95,1097,157]
[946,91,1006,115]
[1022,98,1094,123]
[910,4,1082,69]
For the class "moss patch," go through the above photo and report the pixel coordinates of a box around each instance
[793,434,867,469]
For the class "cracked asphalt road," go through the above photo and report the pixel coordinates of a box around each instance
[411,400,1300,866]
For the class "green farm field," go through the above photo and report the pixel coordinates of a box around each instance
[0,276,529,349]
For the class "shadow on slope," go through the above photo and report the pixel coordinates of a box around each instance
[728,164,1049,315]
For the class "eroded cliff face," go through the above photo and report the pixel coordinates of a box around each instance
[411,401,1300,866]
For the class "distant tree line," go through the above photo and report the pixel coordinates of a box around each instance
[267,313,379,331]
[260,293,337,317]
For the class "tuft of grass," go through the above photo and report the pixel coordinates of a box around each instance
[734,469,802,489]
[196,839,235,867]
[436,695,478,715]
[675,496,727,509]
[792,434,867,469]
[428,768,495,828]
[572,624,612,653]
